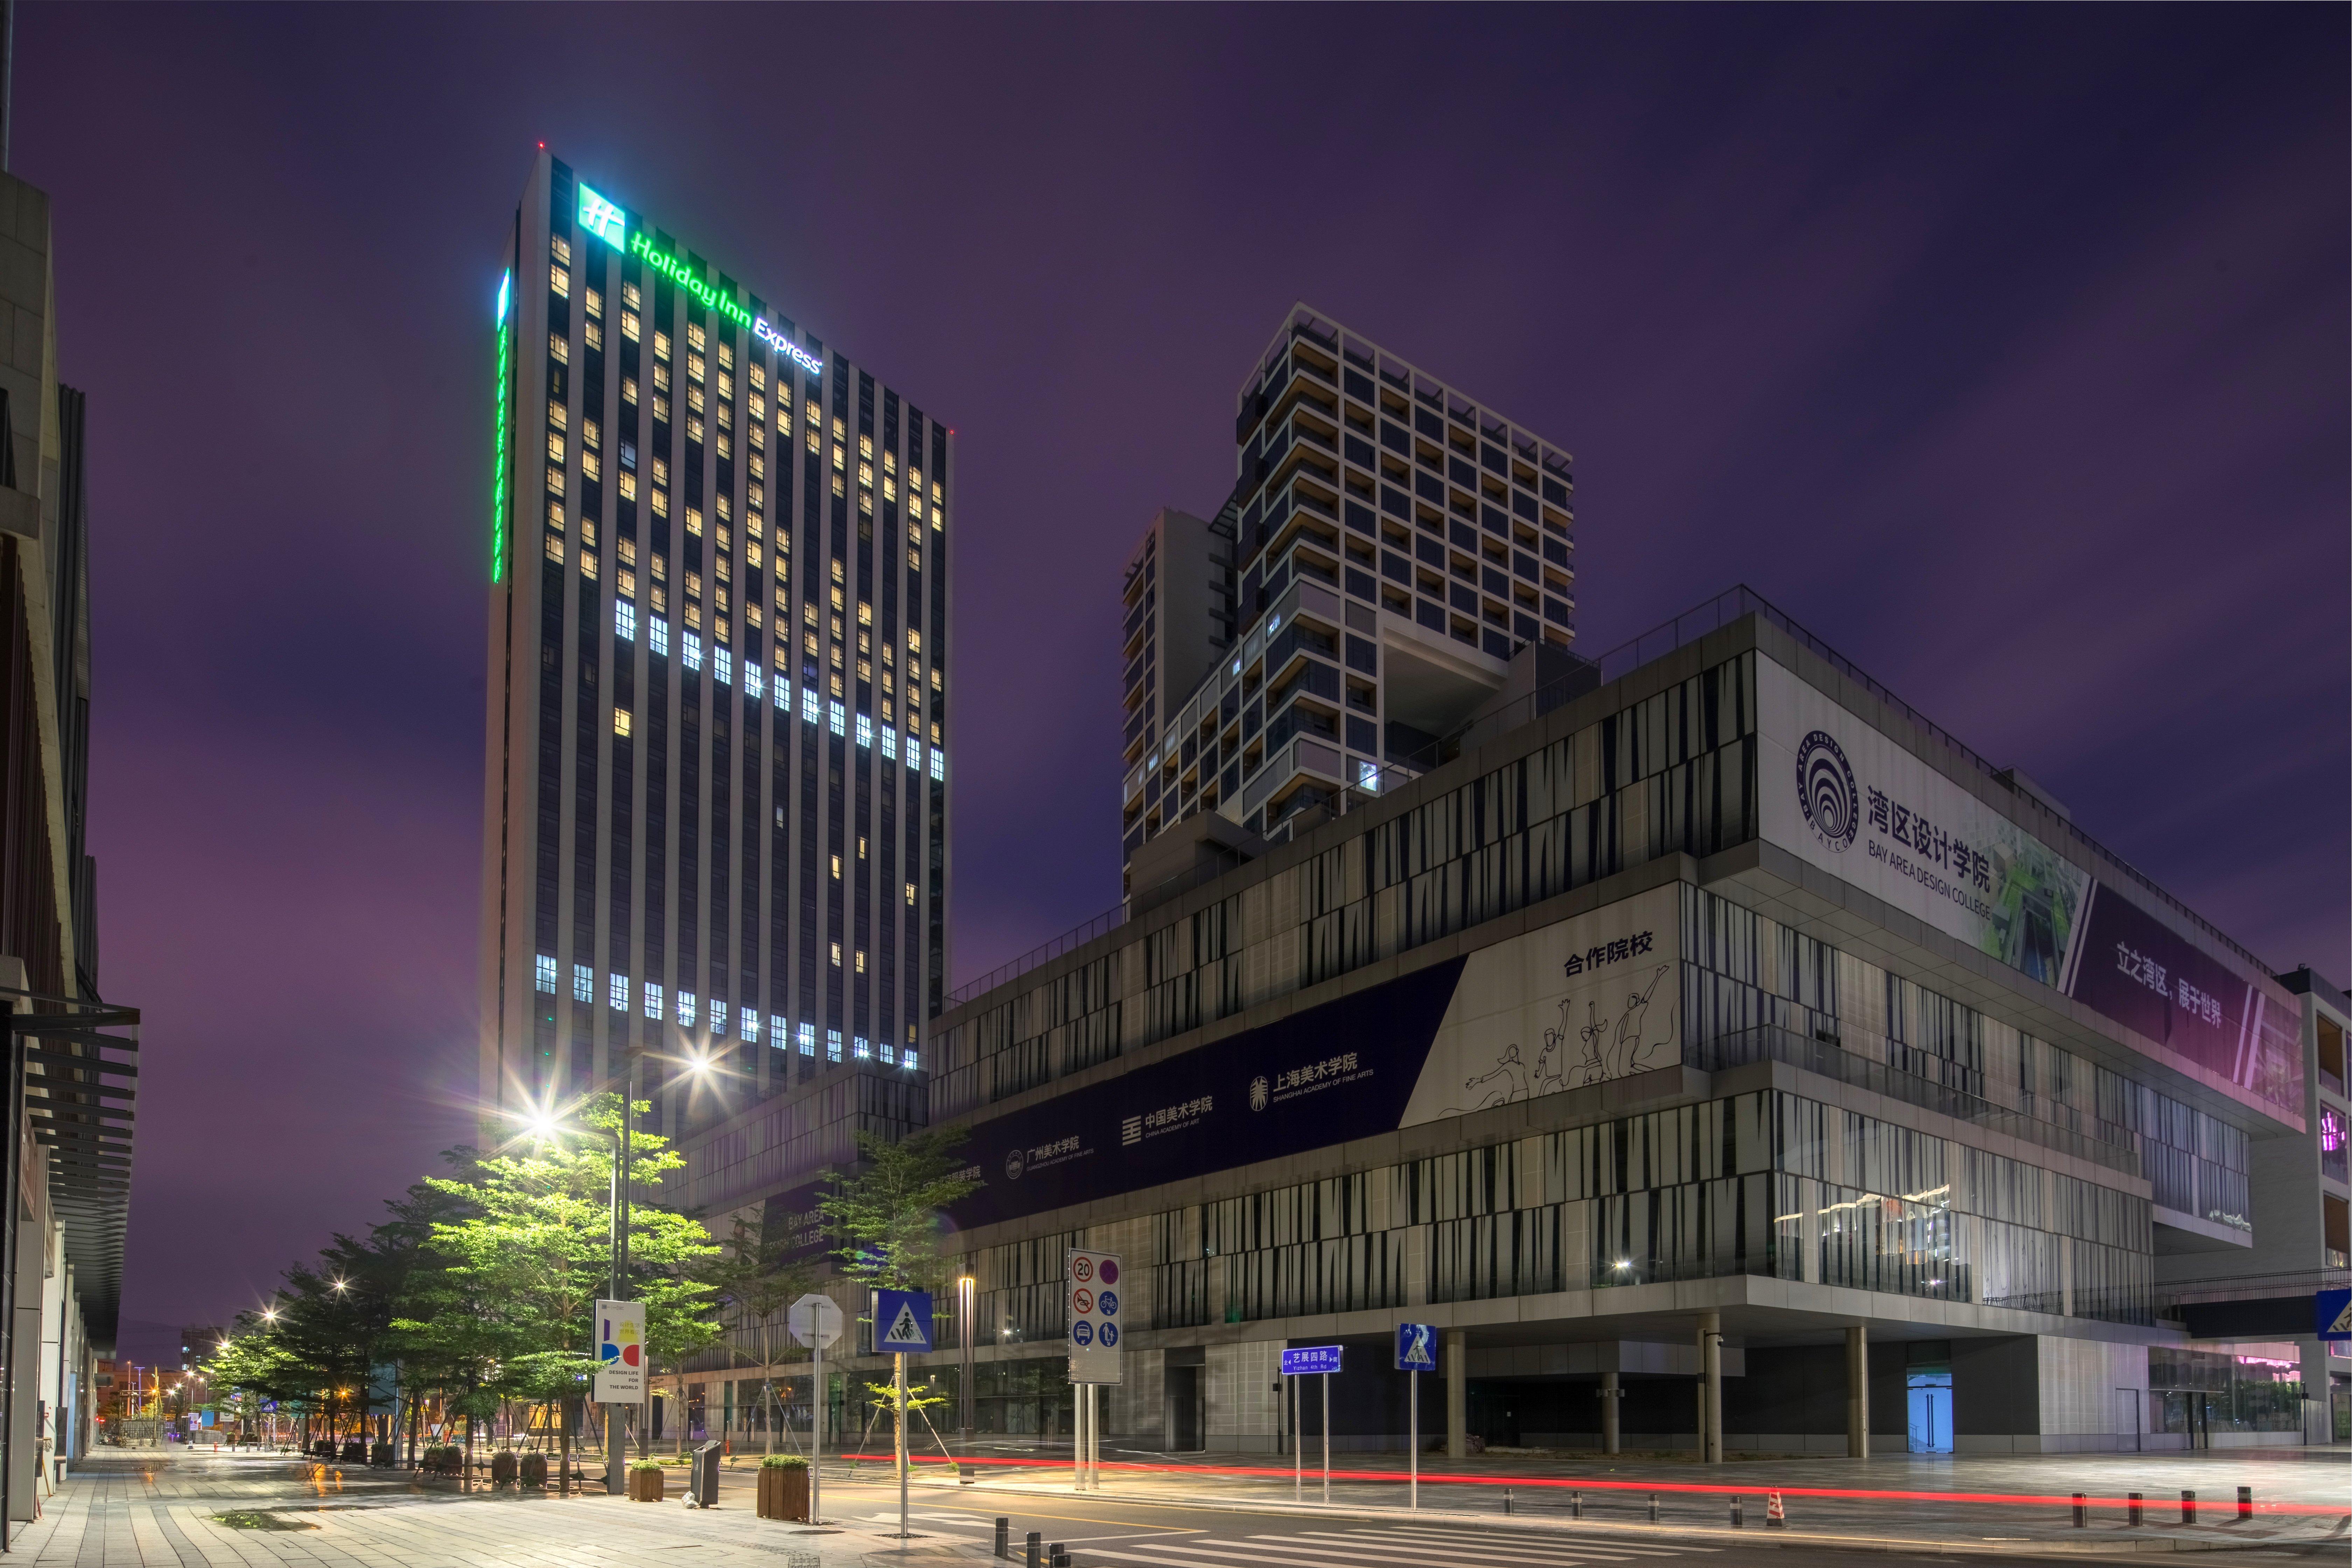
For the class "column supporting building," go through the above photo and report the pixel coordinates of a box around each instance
[1846,1325,1869,1458]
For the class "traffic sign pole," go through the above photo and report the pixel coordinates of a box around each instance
[896,1352,909,1540]
[1321,1373,1331,1505]
[1409,1370,1419,1511]
[788,1294,844,1525]
[1291,1375,1301,1501]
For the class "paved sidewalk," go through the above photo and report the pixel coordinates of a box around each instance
[13,1451,922,1568]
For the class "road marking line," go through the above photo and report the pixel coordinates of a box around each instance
[1070,1550,1387,1568]
[1270,1532,1639,1564]
[1362,1525,1706,1555]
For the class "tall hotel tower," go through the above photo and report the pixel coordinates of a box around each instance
[479,153,949,1143]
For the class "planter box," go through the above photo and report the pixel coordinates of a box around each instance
[755,1465,810,1521]
[627,1469,664,1503]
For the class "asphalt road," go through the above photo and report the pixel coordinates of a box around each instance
[792,1473,2347,1568]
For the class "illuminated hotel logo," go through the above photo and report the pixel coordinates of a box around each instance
[576,181,823,376]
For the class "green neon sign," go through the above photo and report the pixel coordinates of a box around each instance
[630,230,752,330]
[491,269,511,582]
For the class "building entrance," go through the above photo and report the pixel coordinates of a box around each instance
[1906,1367,1953,1453]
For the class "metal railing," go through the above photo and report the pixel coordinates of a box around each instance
[1690,1023,2141,1175]
[2150,1268,2351,1309]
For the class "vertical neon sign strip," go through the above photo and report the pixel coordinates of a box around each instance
[491,269,512,582]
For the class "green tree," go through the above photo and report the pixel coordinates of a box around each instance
[817,1128,980,1291]
[702,1214,815,1456]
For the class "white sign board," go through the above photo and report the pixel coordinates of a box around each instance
[593,1298,646,1403]
[788,1293,843,1349]
[1066,1250,1123,1385]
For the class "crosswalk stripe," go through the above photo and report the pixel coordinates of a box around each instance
[1361,1525,1709,1555]
[1270,1531,1637,1564]
[1071,1548,1385,1568]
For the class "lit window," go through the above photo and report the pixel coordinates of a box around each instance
[550,234,571,265]
[775,676,792,712]
[830,854,842,881]
[743,663,764,700]
[902,1047,920,1072]
[687,322,706,352]
[622,310,640,342]
[547,430,567,464]
[583,318,602,352]
[581,447,601,481]
[623,283,640,309]
[545,534,564,564]
[549,262,569,299]
[807,427,820,455]
[535,954,558,993]
[855,713,873,749]
[677,990,697,1027]
[612,707,632,738]
[881,727,898,761]
[618,469,637,501]
[929,748,945,781]
[858,433,873,460]
[828,701,846,736]
[855,950,867,975]
[580,550,597,581]
[857,460,873,491]
[832,471,845,499]
[768,1014,788,1048]
[826,1029,843,1062]
[609,974,629,1011]
[650,617,670,657]
[798,1023,817,1057]
[548,331,568,365]
[830,942,842,968]
[714,647,733,686]
[572,964,593,1002]
[883,475,897,503]
[905,882,916,906]
[802,688,820,724]
[857,601,873,627]
[707,997,725,1031]
[615,601,637,642]
[654,330,672,360]
[682,630,704,671]
[547,498,565,530]
[716,371,733,402]
[854,1036,872,1060]
[740,1007,758,1041]
[879,1040,897,1065]
[643,982,663,1019]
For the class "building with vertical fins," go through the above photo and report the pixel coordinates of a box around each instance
[478,153,950,1154]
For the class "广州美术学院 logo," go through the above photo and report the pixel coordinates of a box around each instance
[1003,1148,1025,1181]
[1795,730,1859,852]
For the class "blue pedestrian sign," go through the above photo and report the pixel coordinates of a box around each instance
[876,1289,934,1353]
[1395,1323,1438,1372]
[1281,1344,1343,1377]
[2317,1288,2352,1341]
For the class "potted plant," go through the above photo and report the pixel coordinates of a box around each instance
[490,1449,518,1486]
[756,1454,810,1521]
[628,1458,665,1503]
[518,1451,548,1489]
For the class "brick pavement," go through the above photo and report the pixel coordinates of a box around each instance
[13,1452,921,1568]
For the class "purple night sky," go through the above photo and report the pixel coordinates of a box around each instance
[11,7,2342,1361]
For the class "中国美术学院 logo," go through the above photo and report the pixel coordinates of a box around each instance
[1795,730,1859,852]
[1248,1075,1269,1112]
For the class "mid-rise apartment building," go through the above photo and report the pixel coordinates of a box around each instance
[1122,306,1578,888]
[478,153,949,1144]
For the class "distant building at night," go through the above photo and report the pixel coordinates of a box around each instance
[1120,305,1579,900]
[477,152,947,1156]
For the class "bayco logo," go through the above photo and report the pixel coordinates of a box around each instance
[1795,730,1859,852]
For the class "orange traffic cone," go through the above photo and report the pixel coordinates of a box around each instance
[1765,1492,1786,1527]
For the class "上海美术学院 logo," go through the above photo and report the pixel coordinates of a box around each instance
[1248,1075,1269,1112]
[1795,730,1859,852]
[1003,1148,1025,1181]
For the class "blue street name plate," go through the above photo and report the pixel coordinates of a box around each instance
[1281,1344,1343,1377]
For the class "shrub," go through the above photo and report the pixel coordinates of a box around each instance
[760,1454,808,1470]
[518,1451,548,1488]
[629,1458,664,1473]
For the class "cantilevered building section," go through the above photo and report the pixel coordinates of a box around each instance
[479,153,949,1147]
[1122,306,1578,898]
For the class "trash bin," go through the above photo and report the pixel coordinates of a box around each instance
[687,1440,722,1508]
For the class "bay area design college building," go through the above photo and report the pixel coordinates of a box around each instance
[928,592,2315,1456]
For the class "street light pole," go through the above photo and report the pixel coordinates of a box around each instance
[605,1051,639,1495]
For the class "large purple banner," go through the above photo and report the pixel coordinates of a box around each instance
[2063,882,2301,1122]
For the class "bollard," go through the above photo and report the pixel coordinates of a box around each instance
[1051,1547,1070,1568]
[995,1517,1010,1559]
[1648,1492,1659,1524]
[2181,1491,2196,1525]
[2127,1492,2143,1527]
[2072,1493,2086,1528]
[1026,1530,1042,1568]
[1731,1496,1745,1529]
[1504,1488,1514,1516]
[2237,1486,2252,1521]
[1571,1490,1582,1520]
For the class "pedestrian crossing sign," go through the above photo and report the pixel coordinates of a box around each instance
[1395,1322,1438,1372]
[876,1288,934,1353]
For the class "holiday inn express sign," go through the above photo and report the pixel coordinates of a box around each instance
[577,181,824,378]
